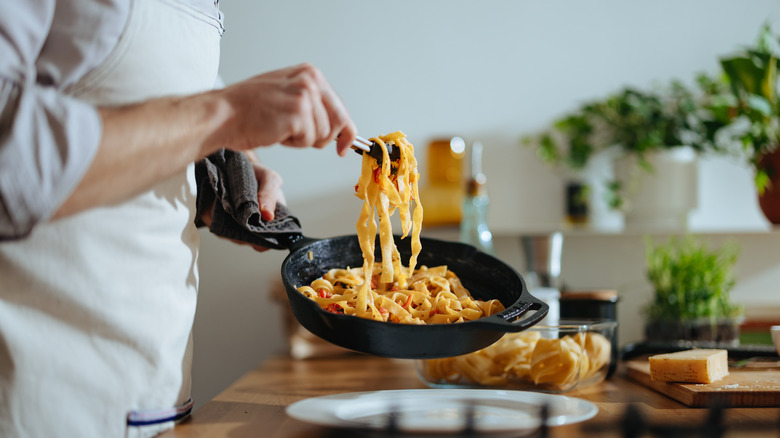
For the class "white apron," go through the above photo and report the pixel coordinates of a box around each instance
[0,0,223,436]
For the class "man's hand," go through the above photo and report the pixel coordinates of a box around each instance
[214,63,358,157]
[197,152,286,253]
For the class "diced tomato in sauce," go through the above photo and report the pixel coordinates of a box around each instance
[325,303,343,314]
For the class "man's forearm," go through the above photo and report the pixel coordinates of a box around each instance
[54,90,229,219]
[53,63,357,220]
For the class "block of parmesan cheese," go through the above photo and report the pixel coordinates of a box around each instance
[648,349,729,383]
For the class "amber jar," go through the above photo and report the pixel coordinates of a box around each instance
[419,137,466,226]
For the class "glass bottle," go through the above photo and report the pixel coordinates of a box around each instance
[459,142,495,255]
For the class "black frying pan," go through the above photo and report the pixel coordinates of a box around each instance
[277,233,548,359]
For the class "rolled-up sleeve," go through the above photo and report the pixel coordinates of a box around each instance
[0,2,102,240]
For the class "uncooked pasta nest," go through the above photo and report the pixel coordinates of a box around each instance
[418,331,612,391]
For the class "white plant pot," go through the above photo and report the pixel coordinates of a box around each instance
[613,146,698,231]
[581,148,624,232]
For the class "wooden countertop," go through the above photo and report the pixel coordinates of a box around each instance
[159,354,779,437]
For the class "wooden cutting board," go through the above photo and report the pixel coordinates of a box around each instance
[625,358,780,407]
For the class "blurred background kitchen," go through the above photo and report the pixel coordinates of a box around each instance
[193,0,780,407]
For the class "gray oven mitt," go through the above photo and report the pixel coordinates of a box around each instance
[195,149,302,250]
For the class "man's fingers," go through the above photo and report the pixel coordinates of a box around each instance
[290,63,353,152]
[254,164,284,222]
[335,122,358,157]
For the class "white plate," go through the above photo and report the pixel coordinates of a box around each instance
[286,388,598,434]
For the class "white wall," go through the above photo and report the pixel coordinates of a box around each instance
[192,0,780,407]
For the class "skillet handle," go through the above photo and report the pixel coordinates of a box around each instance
[469,294,550,333]
[275,233,319,252]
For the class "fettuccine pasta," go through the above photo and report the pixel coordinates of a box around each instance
[297,131,504,324]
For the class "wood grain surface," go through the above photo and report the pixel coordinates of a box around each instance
[625,358,780,407]
[160,354,780,437]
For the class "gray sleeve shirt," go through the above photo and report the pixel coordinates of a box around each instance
[0,0,222,240]
[0,0,127,239]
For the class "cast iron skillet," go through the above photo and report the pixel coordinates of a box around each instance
[278,233,548,359]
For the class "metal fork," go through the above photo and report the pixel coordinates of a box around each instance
[351,136,373,153]
[350,136,400,163]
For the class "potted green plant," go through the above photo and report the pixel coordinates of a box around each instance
[699,23,780,223]
[524,80,711,228]
[643,235,743,345]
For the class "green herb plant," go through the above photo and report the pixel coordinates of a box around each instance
[525,22,780,209]
[699,23,780,194]
[643,235,742,322]
[525,81,710,210]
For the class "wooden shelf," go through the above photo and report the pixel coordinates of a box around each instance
[422,224,779,240]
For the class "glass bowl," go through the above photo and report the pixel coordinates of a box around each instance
[415,319,618,393]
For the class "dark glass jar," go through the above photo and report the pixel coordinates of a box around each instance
[560,290,619,377]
